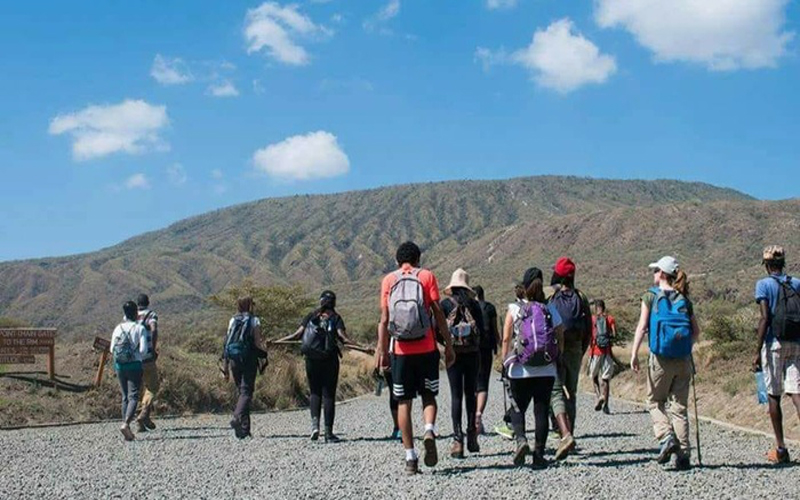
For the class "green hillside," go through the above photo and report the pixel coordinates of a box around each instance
[0,175,780,339]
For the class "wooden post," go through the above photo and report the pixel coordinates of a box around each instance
[47,344,55,380]
[95,350,108,387]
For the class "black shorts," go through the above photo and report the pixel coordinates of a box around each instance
[476,347,495,393]
[390,350,440,401]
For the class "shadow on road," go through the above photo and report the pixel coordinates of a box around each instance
[144,434,230,442]
[161,426,229,432]
[578,432,637,439]
[580,447,658,458]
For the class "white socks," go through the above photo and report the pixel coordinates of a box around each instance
[405,448,418,461]
[424,423,437,436]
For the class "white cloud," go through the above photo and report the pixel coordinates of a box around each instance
[48,99,169,161]
[125,173,150,190]
[150,54,194,85]
[206,80,240,97]
[486,0,518,10]
[167,163,187,186]
[253,131,349,181]
[477,19,616,93]
[253,79,265,95]
[244,2,331,66]
[595,0,794,71]
[364,0,400,33]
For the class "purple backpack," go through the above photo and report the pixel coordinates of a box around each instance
[514,302,558,366]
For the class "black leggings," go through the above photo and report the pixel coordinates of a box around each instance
[509,376,555,451]
[306,357,340,429]
[446,351,479,440]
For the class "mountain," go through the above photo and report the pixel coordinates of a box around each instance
[3,175,788,338]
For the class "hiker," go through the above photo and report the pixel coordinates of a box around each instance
[135,294,159,432]
[630,256,700,470]
[440,268,486,458]
[590,299,616,414]
[501,267,563,468]
[110,300,149,441]
[473,285,499,435]
[375,241,456,475]
[223,296,268,439]
[547,257,590,456]
[279,290,357,443]
[495,283,525,441]
[752,246,800,464]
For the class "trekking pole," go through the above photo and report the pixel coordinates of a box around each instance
[690,356,702,467]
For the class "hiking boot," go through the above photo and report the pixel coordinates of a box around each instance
[495,422,514,440]
[310,428,320,441]
[450,439,465,459]
[555,434,575,461]
[136,420,147,433]
[602,404,610,415]
[594,399,604,412]
[466,430,480,453]
[422,431,438,467]
[675,454,691,471]
[324,429,341,444]
[513,440,530,466]
[142,418,156,430]
[405,459,420,476]
[657,435,679,465]
[390,429,401,440]
[120,423,135,442]
[767,447,791,464]
[531,448,548,470]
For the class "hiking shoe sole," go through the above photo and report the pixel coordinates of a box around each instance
[423,432,438,467]
[310,429,320,441]
[405,459,420,476]
[494,425,514,441]
[120,425,135,442]
[513,442,530,466]
[143,419,156,430]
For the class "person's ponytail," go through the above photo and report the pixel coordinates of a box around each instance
[672,270,690,297]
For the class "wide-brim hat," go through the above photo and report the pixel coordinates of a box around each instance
[444,268,475,297]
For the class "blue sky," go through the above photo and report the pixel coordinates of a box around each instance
[1,0,798,261]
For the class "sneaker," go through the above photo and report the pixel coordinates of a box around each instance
[390,429,401,440]
[136,420,147,433]
[324,431,341,444]
[602,404,610,415]
[422,431,438,467]
[594,399,604,411]
[466,431,480,453]
[495,422,514,441]
[405,459,420,476]
[142,418,156,430]
[230,418,245,439]
[120,423,135,442]
[657,435,679,465]
[531,449,548,470]
[450,440,464,459]
[675,454,692,471]
[513,441,530,466]
[555,434,575,461]
[766,447,791,464]
[310,428,320,441]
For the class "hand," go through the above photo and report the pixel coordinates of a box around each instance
[375,349,390,372]
[630,355,640,373]
[752,354,762,373]
[444,345,456,369]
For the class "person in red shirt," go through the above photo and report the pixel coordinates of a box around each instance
[376,241,455,475]
[590,300,617,414]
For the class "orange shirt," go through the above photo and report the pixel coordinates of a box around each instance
[590,314,616,356]
[380,264,440,355]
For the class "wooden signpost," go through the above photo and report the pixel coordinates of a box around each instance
[93,337,111,387]
[0,329,57,379]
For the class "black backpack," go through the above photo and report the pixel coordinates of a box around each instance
[771,276,800,341]
[595,315,611,349]
[224,314,253,363]
[301,313,340,360]
[550,288,588,342]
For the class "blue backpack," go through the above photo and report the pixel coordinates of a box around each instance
[224,314,253,364]
[648,287,693,358]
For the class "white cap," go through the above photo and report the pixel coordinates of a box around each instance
[648,256,679,276]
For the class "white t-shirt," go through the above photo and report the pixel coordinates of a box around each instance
[505,300,562,379]
[110,320,149,363]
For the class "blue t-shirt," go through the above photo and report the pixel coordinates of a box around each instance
[755,273,800,343]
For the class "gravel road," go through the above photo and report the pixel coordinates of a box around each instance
[0,375,796,499]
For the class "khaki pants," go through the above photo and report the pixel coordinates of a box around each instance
[550,341,583,430]
[647,355,692,453]
[138,361,160,421]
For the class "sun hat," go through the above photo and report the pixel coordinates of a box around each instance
[444,268,475,296]
[762,245,785,263]
[648,256,679,277]
[553,257,576,278]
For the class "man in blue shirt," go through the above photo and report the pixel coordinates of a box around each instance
[753,245,800,464]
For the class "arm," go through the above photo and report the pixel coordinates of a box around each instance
[376,306,390,370]
[337,326,356,346]
[753,301,769,372]
[138,326,149,357]
[630,301,650,372]
[500,310,513,362]
[252,322,268,351]
[431,301,455,368]
[492,309,501,354]
[149,315,158,354]
[277,325,304,343]
[581,296,592,354]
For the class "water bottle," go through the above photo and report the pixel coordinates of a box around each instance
[755,370,768,405]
